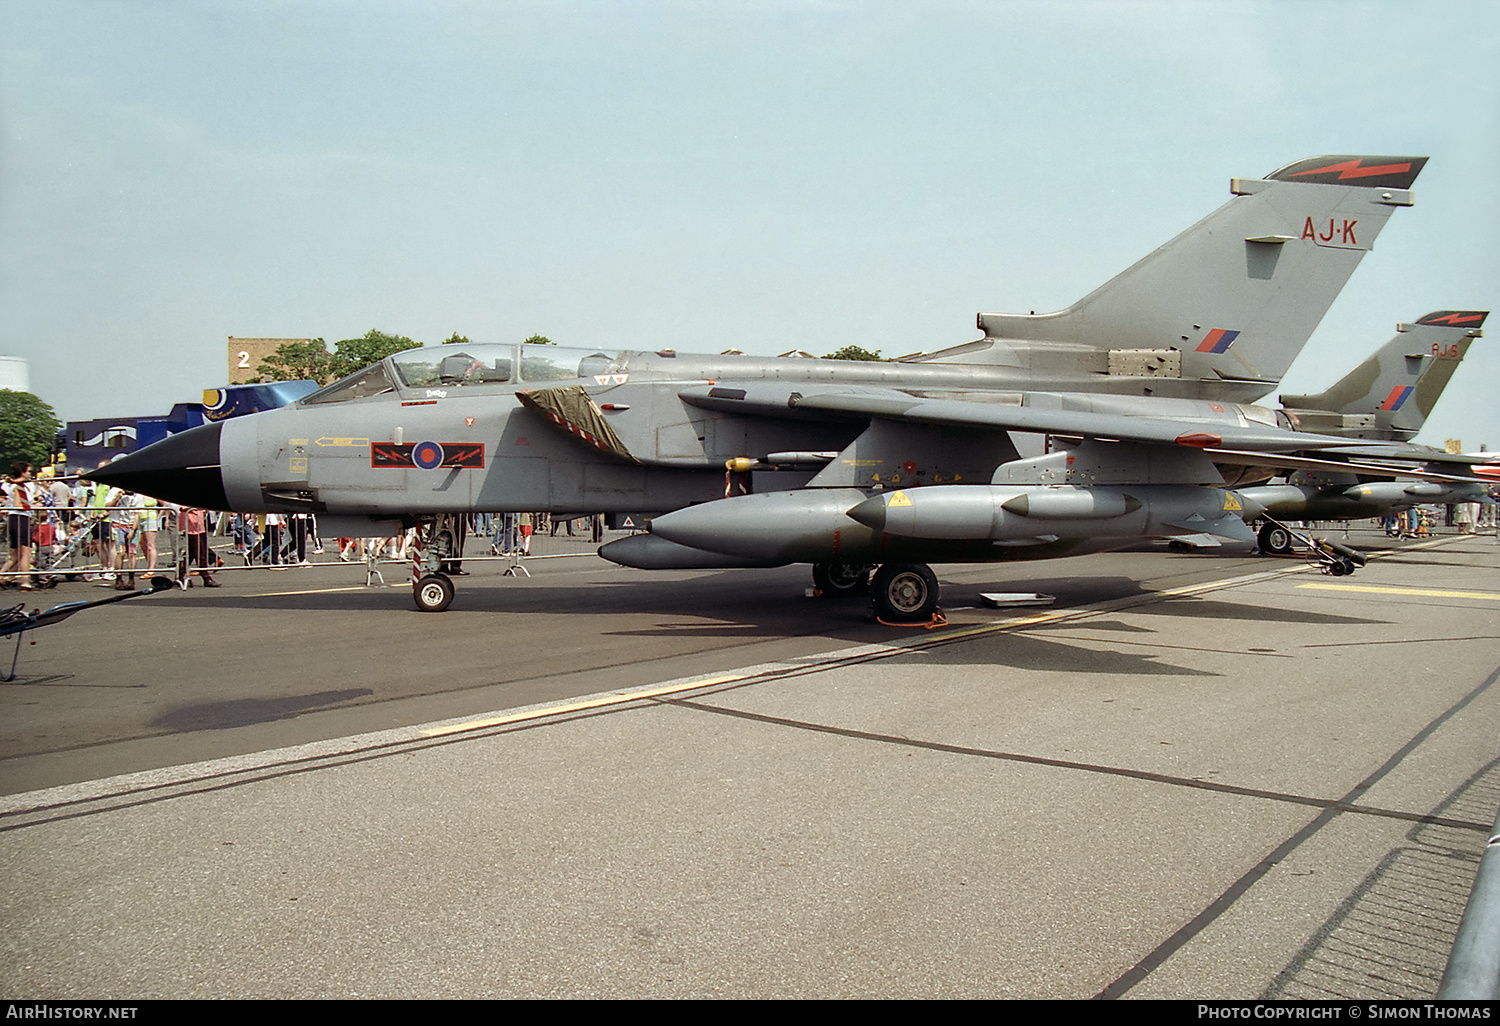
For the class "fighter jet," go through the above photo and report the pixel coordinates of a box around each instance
[91,154,1461,620]
[1278,310,1487,442]
[1234,310,1490,553]
[1131,310,1489,553]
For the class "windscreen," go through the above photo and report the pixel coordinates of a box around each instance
[300,362,396,405]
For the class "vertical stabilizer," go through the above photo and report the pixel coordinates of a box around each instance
[1279,311,1485,440]
[974,155,1428,398]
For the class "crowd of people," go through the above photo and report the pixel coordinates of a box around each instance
[1380,500,1495,539]
[1,459,206,590]
[0,461,611,590]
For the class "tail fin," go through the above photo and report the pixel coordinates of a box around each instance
[970,155,1428,401]
[1279,310,1486,440]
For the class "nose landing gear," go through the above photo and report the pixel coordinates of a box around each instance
[411,514,466,612]
[414,573,455,612]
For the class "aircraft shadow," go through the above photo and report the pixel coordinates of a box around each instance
[899,631,1218,677]
[1124,598,1389,627]
[938,574,1155,608]
[152,688,375,732]
[1041,619,1157,634]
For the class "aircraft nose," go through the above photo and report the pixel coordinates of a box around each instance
[85,421,230,510]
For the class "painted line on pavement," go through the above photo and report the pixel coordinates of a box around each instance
[420,674,749,737]
[1297,583,1500,601]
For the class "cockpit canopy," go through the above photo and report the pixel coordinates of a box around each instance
[299,343,623,405]
[391,345,516,388]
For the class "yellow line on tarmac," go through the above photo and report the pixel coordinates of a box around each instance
[1296,583,1500,601]
[1154,563,1314,599]
[246,586,375,597]
[420,674,749,738]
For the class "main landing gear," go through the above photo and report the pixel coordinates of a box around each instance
[811,561,942,623]
[870,563,940,622]
[811,561,873,597]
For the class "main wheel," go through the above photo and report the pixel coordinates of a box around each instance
[871,562,939,623]
[1259,522,1293,555]
[812,562,872,597]
[413,573,455,613]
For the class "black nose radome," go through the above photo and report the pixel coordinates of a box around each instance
[85,421,229,510]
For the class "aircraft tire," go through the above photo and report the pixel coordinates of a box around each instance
[871,562,939,623]
[413,573,455,613]
[1259,522,1293,555]
[812,562,872,597]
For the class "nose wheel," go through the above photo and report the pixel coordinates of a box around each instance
[413,573,454,613]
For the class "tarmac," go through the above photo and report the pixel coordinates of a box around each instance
[1,527,1497,998]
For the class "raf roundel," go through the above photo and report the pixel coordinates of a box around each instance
[412,440,445,470]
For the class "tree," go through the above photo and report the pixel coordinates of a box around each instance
[444,333,472,346]
[254,338,338,384]
[0,390,61,472]
[331,329,421,378]
[822,345,887,362]
[522,334,554,346]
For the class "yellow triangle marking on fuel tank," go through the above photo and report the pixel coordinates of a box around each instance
[888,491,913,507]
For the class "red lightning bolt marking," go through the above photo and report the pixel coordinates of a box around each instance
[1424,313,1483,326]
[1291,159,1413,180]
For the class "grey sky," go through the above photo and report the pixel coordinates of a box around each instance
[3,1,1497,449]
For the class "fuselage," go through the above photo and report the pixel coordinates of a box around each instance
[195,342,1295,519]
